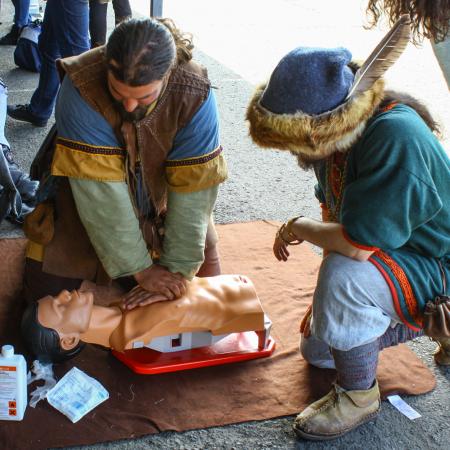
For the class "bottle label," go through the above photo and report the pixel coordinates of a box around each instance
[0,366,18,418]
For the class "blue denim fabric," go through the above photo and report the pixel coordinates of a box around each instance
[12,0,31,28]
[112,0,132,19]
[29,0,89,121]
[310,252,400,351]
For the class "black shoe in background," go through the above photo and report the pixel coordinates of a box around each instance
[7,104,48,127]
[0,24,21,45]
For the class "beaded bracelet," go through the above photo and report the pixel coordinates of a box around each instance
[276,216,303,245]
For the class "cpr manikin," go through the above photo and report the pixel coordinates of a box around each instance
[21,275,271,362]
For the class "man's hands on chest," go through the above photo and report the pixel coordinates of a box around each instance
[125,264,187,310]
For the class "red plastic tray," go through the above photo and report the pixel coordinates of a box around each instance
[112,331,276,375]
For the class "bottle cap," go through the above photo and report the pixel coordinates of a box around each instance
[1,345,14,358]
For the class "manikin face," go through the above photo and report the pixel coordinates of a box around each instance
[37,290,94,350]
[107,69,165,122]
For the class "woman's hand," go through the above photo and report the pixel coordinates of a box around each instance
[273,218,304,261]
[273,235,291,261]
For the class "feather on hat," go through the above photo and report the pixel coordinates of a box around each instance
[246,15,411,159]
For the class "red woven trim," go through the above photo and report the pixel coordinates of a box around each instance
[380,102,398,113]
[342,228,379,252]
[369,257,421,331]
[320,204,333,222]
[374,250,423,328]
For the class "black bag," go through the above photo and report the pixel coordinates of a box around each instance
[14,20,42,73]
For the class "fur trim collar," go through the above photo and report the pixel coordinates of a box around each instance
[246,78,385,159]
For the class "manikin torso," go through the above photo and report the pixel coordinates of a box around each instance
[78,275,266,352]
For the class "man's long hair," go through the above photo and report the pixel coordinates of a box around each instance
[105,17,194,86]
[366,0,450,43]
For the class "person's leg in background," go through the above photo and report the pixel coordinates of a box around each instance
[0,79,38,215]
[13,0,30,28]
[89,0,108,47]
[7,0,89,127]
[0,0,31,45]
[112,0,131,25]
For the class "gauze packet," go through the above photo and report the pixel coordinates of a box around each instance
[46,367,109,423]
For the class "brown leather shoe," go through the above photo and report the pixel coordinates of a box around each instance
[293,381,381,441]
[434,337,450,366]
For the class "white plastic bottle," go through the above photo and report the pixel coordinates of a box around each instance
[0,345,27,421]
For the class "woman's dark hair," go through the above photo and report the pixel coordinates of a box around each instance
[21,302,84,363]
[366,0,450,43]
[106,17,194,86]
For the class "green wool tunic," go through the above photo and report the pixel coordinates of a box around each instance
[314,104,450,330]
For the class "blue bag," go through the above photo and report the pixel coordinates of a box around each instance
[14,20,42,73]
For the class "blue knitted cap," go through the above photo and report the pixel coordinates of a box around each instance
[260,47,354,115]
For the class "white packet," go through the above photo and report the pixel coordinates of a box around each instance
[46,367,109,423]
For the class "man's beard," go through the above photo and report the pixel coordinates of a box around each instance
[113,99,148,122]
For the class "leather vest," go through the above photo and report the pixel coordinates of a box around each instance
[30,47,211,280]
[58,46,210,215]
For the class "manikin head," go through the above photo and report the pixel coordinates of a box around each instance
[105,17,192,121]
[21,290,94,362]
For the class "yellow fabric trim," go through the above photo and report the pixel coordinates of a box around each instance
[145,98,158,116]
[26,240,45,262]
[166,152,228,193]
[144,77,167,116]
[51,141,126,182]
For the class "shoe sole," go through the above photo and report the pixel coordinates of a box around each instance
[293,410,380,441]
[8,114,47,127]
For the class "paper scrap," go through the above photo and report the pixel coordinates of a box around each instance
[387,395,421,420]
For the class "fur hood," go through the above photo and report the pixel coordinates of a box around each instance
[246,78,385,160]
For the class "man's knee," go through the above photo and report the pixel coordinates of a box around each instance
[311,252,391,351]
[313,252,360,318]
[317,252,359,296]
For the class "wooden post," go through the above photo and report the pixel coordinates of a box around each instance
[150,0,163,17]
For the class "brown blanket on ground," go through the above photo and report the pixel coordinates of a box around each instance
[0,222,435,450]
